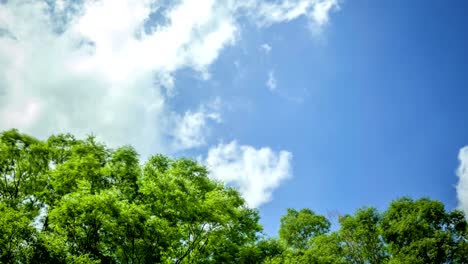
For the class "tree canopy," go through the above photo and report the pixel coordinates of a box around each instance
[1,129,467,263]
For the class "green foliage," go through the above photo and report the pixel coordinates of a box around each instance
[338,207,387,263]
[258,198,468,264]
[307,233,346,264]
[0,129,49,209]
[0,129,260,263]
[381,197,466,263]
[0,203,36,263]
[237,238,286,264]
[279,208,330,250]
[1,129,467,263]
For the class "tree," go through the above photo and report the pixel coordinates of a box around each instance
[0,203,36,263]
[273,201,468,264]
[447,210,468,263]
[0,130,261,263]
[279,208,330,250]
[338,207,387,264]
[306,233,347,264]
[139,156,261,263]
[0,129,49,209]
[1,129,468,263]
[381,197,453,263]
[237,238,286,264]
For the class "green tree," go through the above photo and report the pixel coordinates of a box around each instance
[0,203,36,263]
[338,207,387,263]
[139,156,261,263]
[0,129,49,209]
[447,210,468,263]
[2,129,468,264]
[237,238,286,264]
[307,233,347,264]
[279,208,330,250]
[0,130,261,263]
[274,208,339,264]
[381,197,453,263]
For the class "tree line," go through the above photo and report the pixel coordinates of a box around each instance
[0,129,467,263]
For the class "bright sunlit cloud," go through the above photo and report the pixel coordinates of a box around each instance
[206,141,292,208]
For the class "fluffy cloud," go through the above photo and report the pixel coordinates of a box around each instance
[0,0,338,156]
[205,141,292,208]
[0,0,237,154]
[172,104,222,151]
[456,147,468,218]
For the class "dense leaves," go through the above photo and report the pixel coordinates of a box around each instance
[279,208,330,250]
[263,200,468,264]
[0,130,260,263]
[1,129,467,263]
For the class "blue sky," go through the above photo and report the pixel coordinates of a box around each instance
[258,0,468,233]
[1,0,468,236]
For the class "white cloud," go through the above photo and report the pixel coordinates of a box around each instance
[456,147,468,218]
[205,141,292,208]
[266,70,277,91]
[309,0,340,33]
[0,0,339,156]
[0,0,340,205]
[0,0,237,154]
[246,0,339,32]
[171,104,221,151]
[171,111,215,150]
[261,43,272,53]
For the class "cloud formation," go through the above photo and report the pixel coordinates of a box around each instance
[0,0,339,205]
[0,0,338,154]
[205,141,292,207]
[0,0,237,154]
[457,147,468,218]
[171,102,222,151]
